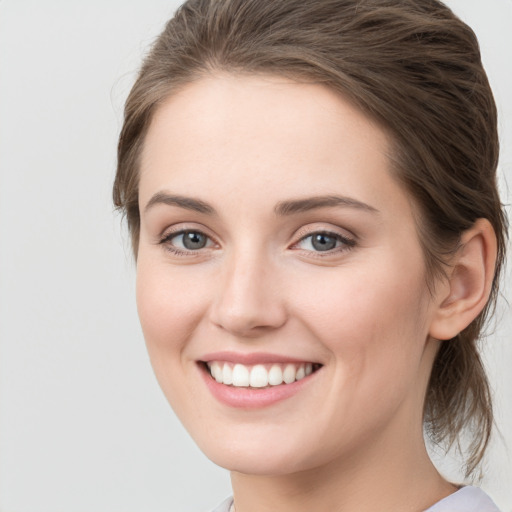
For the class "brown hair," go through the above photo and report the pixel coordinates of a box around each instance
[113,0,507,477]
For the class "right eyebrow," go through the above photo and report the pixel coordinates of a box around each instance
[143,192,216,215]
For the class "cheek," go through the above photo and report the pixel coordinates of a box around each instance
[283,267,432,459]
[291,259,431,392]
[135,258,208,359]
[135,258,216,418]
[295,262,427,340]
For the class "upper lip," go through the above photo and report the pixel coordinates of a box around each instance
[199,351,320,365]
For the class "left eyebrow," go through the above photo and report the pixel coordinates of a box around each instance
[274,195,380,216]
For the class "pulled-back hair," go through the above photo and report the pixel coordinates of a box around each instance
[113,0,507,477]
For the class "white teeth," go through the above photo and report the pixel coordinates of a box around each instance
[222,364,233,385]
[249,365,268,388]
[283,364,296,384]
[232,364,250,387]
[211,362,223,383]
[207,361,317,388]
[268,365,283,386]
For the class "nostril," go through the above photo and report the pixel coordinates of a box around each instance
[212,317,286,338]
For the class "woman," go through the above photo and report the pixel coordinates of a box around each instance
[113,0,507,510]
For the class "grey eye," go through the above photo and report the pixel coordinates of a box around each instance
[295,231,355,254]
[181,231,208,250]
[310,233,337,251]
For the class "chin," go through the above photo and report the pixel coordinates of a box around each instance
[208,447,312,476]
[192,426,330,476]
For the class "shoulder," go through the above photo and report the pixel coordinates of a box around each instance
[209,496,233,512]
[425,486,501,512]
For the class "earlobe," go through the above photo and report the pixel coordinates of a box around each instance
[429,219,497,341]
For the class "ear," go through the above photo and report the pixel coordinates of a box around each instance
[429,219,497,341]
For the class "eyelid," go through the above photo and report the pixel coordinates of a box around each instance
[295,231,355,248]
[161,229,214,246]
[156,223,356,257]
[158,223,216,242]
[290,225,357,255]
[157,224,219,256]
[293,223,357,243]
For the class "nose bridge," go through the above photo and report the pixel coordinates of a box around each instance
[210,244,286,336]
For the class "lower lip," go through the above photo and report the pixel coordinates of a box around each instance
[199,364,318,409]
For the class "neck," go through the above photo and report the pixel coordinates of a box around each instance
[230,431,456,512]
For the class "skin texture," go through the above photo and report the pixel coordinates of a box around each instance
[135,74,494,511]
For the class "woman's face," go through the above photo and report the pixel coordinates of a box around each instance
[136,74,442,475]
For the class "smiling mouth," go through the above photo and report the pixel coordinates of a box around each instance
[204,361,322,388]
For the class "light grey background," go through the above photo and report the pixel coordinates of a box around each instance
[0,1,510,511]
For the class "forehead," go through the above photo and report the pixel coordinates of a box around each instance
[139,73,411,222]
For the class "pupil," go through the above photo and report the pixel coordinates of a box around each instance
[183,231,207,250]
[312,234,336,251]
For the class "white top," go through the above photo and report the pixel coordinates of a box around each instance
[425,486,501,512]
[209,486,501,512]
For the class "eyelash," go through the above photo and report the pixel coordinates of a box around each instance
[159,229,216,257]
[158,228,356,257]
[292,230,356,257]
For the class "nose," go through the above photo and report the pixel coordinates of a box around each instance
[209,250,287,338]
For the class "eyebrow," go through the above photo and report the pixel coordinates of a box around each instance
[274,195,380,216]
[144,192,216,215]
[144,192,379,217]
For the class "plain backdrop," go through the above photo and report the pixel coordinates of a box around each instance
[0,1,510,511]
